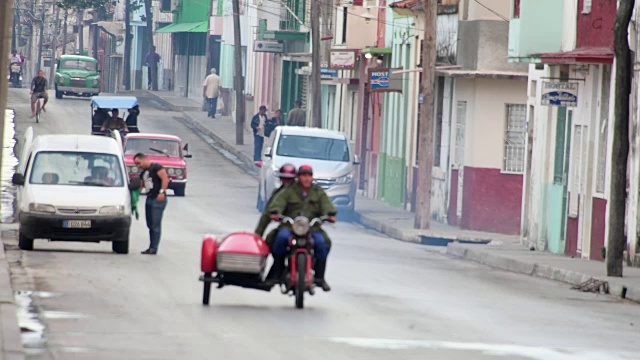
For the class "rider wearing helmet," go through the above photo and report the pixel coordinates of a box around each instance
[255,163,297,285]
[268,164,337,291]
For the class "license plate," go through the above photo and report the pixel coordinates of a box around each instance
[62,220,91,228]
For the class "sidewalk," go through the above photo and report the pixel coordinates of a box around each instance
[0,227,23,360]
[145,90,640,303]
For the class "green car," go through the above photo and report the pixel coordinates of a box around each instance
[54,55,101,99]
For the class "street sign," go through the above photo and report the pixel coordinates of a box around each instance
[541,81,578,107]
[321,68,338,78]
[329,51,356,69]
[253,40,283,53]
[367,68,403,93]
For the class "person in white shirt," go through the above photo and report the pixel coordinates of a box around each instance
[9,50,22,65]
[202,68,221,118]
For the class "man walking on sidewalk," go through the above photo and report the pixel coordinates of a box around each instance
[135,153,169,255]
[251,106,268,163]
[287,100,305,126]
[202,68,221,118]
[146,46,161,91]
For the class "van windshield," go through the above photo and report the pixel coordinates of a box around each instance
[276,135,350,162]
[29,151,125,187]
[60,59,96,72]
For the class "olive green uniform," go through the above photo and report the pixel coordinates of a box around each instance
[254,184,289,245]
[268,182,336,246]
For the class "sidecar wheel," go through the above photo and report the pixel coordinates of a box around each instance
[203,272,212,305]
[295,253,306,309]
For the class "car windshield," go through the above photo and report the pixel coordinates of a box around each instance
[60,59,96,71]
[124,138,180,157]
[276,135,350,162]
[29,151,124,187]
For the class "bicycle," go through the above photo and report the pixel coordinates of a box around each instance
[33,93,45,123]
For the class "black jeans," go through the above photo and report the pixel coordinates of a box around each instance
[145,197,167,251]
[253,134,264,161]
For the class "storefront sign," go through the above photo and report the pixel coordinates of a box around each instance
[541,81,579,107]
[321,68,338,78]
[253,40,284,53]
[368,68,403,93]
[330,51,356,69]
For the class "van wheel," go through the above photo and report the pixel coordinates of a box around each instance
[112,238,129,254]
[18,232,34,251]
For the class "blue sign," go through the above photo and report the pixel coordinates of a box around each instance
[370,70,390,90]
[321,68,338,77]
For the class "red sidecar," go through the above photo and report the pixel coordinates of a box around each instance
[199,231,271,305]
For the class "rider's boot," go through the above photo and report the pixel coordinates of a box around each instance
[264,256,285,286]
[313,259,331,292]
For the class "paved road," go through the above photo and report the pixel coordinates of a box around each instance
[4,89,640,360]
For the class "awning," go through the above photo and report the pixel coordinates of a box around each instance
[540,47,614,64]
[156,21,208,33]
[362,47,392,54]
[436,69,528,80]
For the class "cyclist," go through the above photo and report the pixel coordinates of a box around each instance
[30,70,49,118]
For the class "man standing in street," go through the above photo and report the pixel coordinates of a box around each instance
[202,68,221,118]
[146,46,161,91]
[134,153,169,255]
[251,105,268,164]
[287,99,306,126]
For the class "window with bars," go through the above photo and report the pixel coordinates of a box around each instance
[503,104,527,173]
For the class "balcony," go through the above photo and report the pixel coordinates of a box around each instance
[507,0,564,62]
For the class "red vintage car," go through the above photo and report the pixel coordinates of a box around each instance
[123,133,192,196]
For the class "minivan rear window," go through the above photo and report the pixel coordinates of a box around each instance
[276,135,349,162]
[29,151,124,187]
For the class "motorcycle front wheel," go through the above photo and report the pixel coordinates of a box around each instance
[295,253,306,309]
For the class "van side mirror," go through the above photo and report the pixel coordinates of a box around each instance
[264,147,272,158]
[128,177,141,190]
[353,154,361,165]
[12,173,25,186]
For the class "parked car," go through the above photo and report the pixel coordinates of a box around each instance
[54,54,100,99]
[11,127,139,254]
[123,133,192,196]
[257,126,360,213]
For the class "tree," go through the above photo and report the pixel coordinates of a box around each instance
[56,0,116,53]
[607,0,635,277]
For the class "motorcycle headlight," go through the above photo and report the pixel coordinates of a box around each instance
[336,173,354,184]
[28,203,56,213]
[99,206,125,215]
[167,168,176,175]
[175,168,183,176]
[292,216,310,236]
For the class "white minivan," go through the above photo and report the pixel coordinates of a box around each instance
[11,128,140,254]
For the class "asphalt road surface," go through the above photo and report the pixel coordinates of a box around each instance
[4,89,640,360]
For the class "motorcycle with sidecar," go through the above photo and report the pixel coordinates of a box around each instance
[199,215,329,309]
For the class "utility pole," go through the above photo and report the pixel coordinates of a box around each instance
[50,4,60,86]
[123,0,131,90]
[232,0,244,145]
[77,9,84,54]
[62,9,67,55]
[0,0,17,172]
[12,8,17,50]
[36,2,44,72]
[309,0,321,128]
[414,0,437,229]
[607,0,635,277]
[144,0,157,91]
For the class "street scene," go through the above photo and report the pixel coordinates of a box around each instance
[1,0,640,359]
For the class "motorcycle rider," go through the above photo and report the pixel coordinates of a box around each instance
[9,50,22,85]
[254,163,297,285]
[268,164,337,292]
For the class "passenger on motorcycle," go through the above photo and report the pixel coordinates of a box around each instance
[268,164,337,292]
[9,50,22,66]
[101,108,129,132]
[255,163,297,284]
[30,70,48,117]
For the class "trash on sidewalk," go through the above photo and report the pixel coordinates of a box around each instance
[571,278,610,294]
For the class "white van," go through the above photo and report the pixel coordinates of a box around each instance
[11,128,140,254]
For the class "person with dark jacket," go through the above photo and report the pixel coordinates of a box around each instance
[250,105,268,162]
[264,109,282,138]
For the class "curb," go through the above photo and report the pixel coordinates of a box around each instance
[0,230,24,359]
[142,90,202,112]
[179,112,259,179]
[351,211,420,243]
[446,243,640,303]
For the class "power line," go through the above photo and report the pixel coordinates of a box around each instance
[472,0,508,21]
